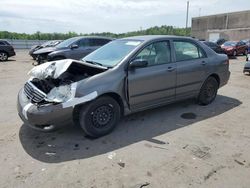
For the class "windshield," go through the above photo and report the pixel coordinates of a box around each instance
[223,41,237,47]
[41,41,52,47]
[82,40,142,67]
[56,38,78,48]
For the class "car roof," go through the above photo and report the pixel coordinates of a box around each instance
[70,36,113,41]
[121,35,194,41]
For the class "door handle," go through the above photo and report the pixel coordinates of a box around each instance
[167,67,176,72]
[201,61,207,65]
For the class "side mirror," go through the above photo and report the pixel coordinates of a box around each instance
[70,44,79,49]
[129,59,148,70]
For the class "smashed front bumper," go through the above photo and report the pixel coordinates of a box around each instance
[17,89,74,131]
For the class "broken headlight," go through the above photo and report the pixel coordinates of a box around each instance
[45,85,72,103]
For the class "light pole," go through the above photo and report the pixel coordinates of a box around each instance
[186,1,189,36]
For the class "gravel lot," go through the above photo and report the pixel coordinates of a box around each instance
[0,50,250,188]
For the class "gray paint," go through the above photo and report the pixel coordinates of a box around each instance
[17,35,230,131]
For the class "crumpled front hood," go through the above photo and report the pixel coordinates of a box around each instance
[28,59,74,79]
[33,47,56,55]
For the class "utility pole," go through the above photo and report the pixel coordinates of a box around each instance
[185,1,189,36]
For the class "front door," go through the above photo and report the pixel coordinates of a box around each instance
[128,41,176,111]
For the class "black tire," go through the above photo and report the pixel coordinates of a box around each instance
[78,96,121,138]
[243,49,248,56]
[0,52,8,61]
[198,77,219,105]
[233,50,237,57]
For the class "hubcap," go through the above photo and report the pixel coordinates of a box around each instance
[205,82,216,99]
[91,104,114,128]
[0,53,7,61]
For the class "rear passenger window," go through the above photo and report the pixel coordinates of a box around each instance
[78,39,89,47]
[174,41,205,62]
[89,39,111,46]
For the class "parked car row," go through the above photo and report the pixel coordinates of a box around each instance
[200,38,249,58]
[33,36,112,64]
[29,40,62,60]
[221,41,248,56]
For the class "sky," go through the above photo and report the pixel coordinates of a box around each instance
[0,0,250,34]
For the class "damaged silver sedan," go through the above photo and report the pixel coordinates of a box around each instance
[17,36,230,137]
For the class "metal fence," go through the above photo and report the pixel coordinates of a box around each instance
[3,39,49,49]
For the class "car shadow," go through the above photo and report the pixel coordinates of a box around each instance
[19,95,241,163]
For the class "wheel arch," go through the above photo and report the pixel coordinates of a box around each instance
[0,50,9,56]
[72,92,124,125]
[208,73,220,86]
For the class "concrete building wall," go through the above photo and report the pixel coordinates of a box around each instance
[191,10,250,41]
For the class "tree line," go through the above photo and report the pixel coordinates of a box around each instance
[0,25,191,40]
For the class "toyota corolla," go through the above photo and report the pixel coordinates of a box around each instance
[17,35,230,137]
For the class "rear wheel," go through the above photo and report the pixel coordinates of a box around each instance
[198,77,219,105]
[233,50,237,57]
[243,49,248,55]
[0,52,8,61]
[78,96,121,138]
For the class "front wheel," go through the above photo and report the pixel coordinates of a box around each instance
[0,52,8,61]
[78,96,121,138]
[198,77,219,105]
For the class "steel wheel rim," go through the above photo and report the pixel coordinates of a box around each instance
[205,82,216,100]
[91,104,114,128]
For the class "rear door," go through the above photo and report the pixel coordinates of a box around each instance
[173,40,208,100]
[128,40,176,110]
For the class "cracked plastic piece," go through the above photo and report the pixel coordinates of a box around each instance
[28,60,72,79]
[46,85,72,103]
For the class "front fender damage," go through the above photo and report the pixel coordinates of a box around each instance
[23,59,106,108]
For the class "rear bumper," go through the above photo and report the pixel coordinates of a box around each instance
[220,71,231,88]
[17,89,74,131]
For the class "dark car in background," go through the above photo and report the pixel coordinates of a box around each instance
[33,36,112,64]
[212,38,227,46]
[17,35,230,137]
[221,41,248,56]
[0,40,15,61]
[29,40,61,60]
[202,41,225,54]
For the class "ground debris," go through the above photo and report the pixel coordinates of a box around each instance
[139,182,150,188]
[234,159,245,166]
[204,166,225,181]
[117,162,125,168]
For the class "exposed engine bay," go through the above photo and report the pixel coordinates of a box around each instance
[24,60,106,104]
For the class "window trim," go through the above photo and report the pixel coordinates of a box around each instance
[173,40,207,62]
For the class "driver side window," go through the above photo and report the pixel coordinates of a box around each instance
[135,41,171,66]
